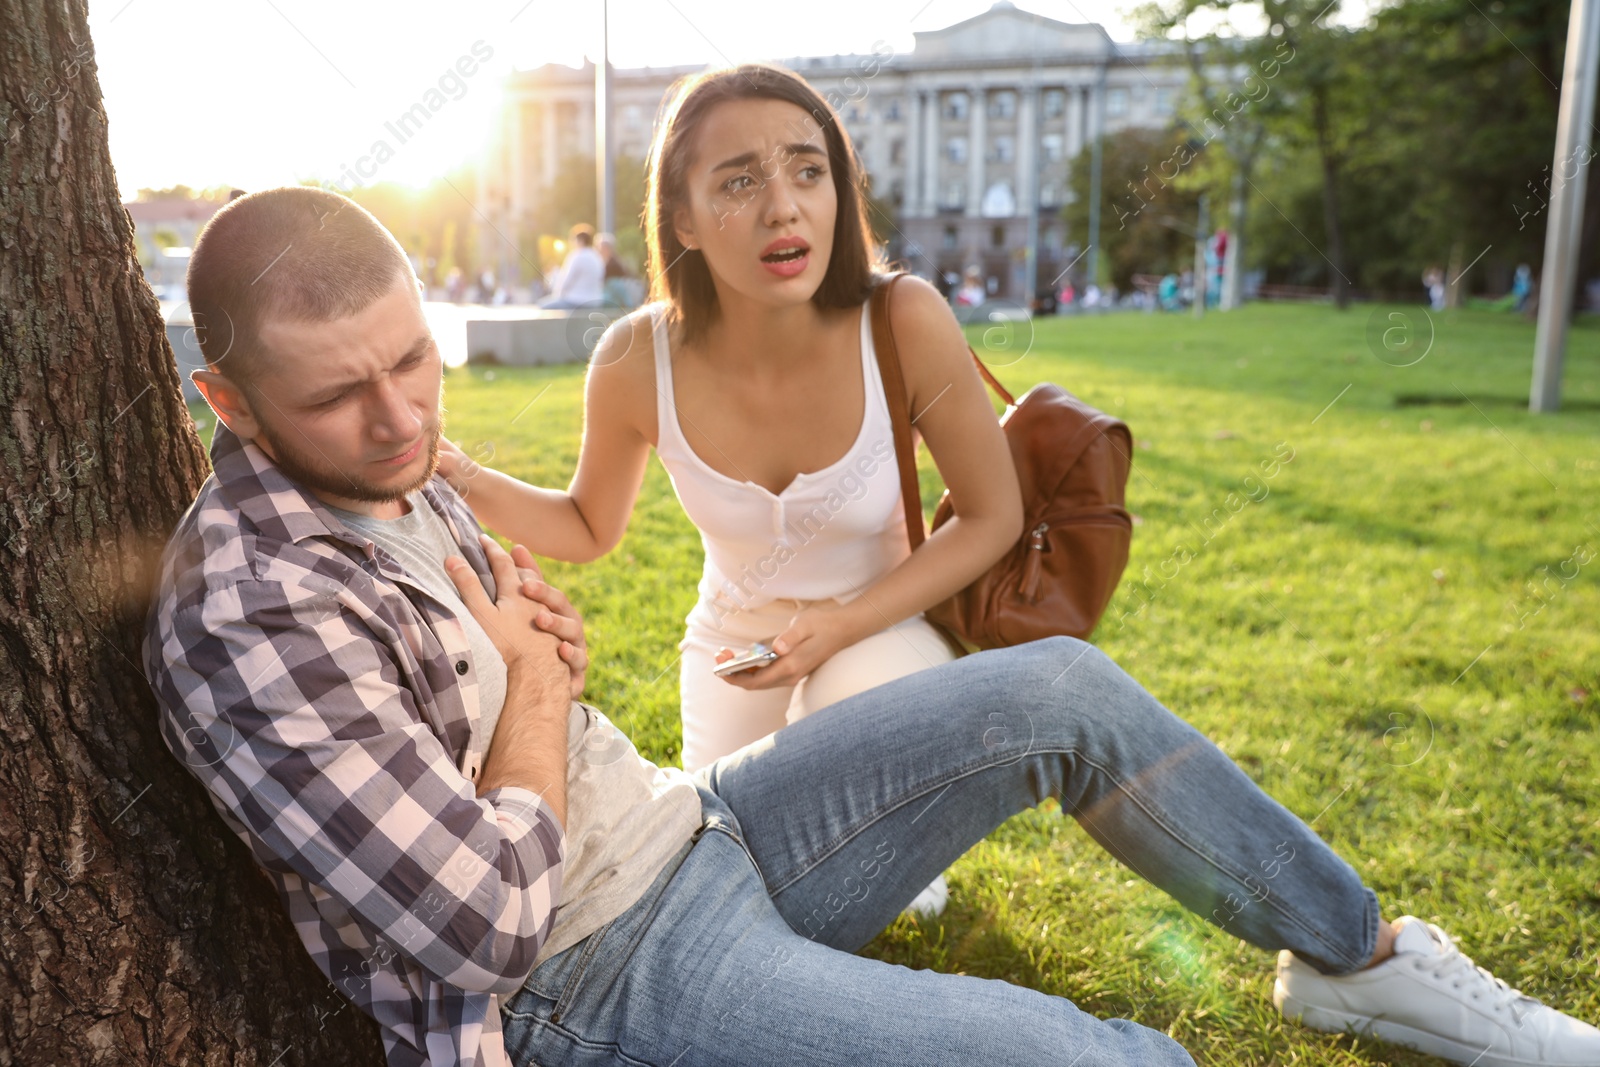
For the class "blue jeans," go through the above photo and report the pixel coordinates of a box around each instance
[500,638,1380,1066]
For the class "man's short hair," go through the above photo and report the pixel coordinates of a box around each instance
[569,224,595,247]
[185,186,413,389]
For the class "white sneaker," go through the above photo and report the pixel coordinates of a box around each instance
[1274,915,1600,1066]
[902,874,949,920]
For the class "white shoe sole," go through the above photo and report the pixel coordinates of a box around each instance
[1275,984,1555,1067]
[901,875,949,920]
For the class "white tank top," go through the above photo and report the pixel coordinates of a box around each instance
[649,300,912,609]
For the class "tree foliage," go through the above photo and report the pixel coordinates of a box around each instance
[1131,0,1572,299]
[1065,126,1207,290]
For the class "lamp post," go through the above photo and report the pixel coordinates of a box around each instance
[1530,0,1600,412]
[595,0,615,236]
[1086,64,1106,293]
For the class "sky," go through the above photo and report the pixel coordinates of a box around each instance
[90,0,1298,201]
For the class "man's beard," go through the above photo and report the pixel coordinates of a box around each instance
[255,417,441,505]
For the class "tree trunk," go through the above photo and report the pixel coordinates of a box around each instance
[0,2,384,1062]
[1445,238,1465,309]
[1221,148,1253,311]
[1310,84,1351,309]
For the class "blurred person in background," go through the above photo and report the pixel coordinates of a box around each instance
[539,224,606,309]
[597,231,640,308]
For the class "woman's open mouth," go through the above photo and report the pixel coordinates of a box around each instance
[760,239,810,278]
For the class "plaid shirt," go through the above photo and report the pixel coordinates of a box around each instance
[144,424,565,1067]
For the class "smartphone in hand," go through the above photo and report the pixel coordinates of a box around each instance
[712,642,780,677]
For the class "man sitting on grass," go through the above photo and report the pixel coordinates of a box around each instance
[145,186,1599,1067]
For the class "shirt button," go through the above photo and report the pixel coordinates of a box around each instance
[455,660,469,675]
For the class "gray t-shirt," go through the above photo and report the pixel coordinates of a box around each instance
[328,493,701,968]
[331,494,508,745]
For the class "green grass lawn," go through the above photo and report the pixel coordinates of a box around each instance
[189,302,1599,1064]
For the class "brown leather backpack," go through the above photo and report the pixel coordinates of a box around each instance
[869,273,1134,649]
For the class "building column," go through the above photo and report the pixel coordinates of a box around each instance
[906,88,924,217]
[508,100,527,284]
[541,102,558,187]
[921,87,940,219]
[577,94,595,157]
[1065,84,1085,161]
[511,100,528,214]
[1016,85,1037,216]
[966,84,986,216]
[868,94,887,185]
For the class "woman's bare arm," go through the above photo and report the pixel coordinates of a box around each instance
[831,275,1025,642]
[443,313,656,564]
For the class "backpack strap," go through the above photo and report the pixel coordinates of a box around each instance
[967,340,1016,407]
[869,273,928,552]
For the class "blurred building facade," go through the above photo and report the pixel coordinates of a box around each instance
[124,196,225,300]
[480,0,1187,300]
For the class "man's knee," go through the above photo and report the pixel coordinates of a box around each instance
[1021,635,1118,692]
[1018,636,1190,743]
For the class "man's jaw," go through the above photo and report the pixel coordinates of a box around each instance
[253,422,441,510]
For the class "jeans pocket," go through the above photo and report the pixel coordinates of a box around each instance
[529,829,703,1024]
[514,917,615,1008]
[695,815,764,883]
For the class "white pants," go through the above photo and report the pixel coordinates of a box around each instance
[677,594,960,773]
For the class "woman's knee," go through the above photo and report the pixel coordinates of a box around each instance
[795,616,957,720]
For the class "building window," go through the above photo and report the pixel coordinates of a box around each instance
[1155,87,1177,115]
[943,225,959,250]
[847,104,862,122]
[886,98,903,122]
[1106,88,1129,117]
[989,89,1016,120]
[991,136,1015,164]
[1043,88,1065,117]
[946,136,968,164]
[991,224,1006,249]
[889,138,904,165]
[1043,225,1063,252]
[942,181,966,210]
[622,104,644,130]
[981,180,1016,217]
[1041,134,1064,163]
[943,91,969,121]
[890,177,905,206]
[1040,181,1061,207]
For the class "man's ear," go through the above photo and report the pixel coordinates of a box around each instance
[191,369,262,440]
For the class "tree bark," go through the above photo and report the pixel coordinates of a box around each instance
[0,2,384,1062]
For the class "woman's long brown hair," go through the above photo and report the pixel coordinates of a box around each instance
[642,63,885,346]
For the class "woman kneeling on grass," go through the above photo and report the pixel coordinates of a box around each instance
[443,64,1025,918]
[440,65,1600,1067]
